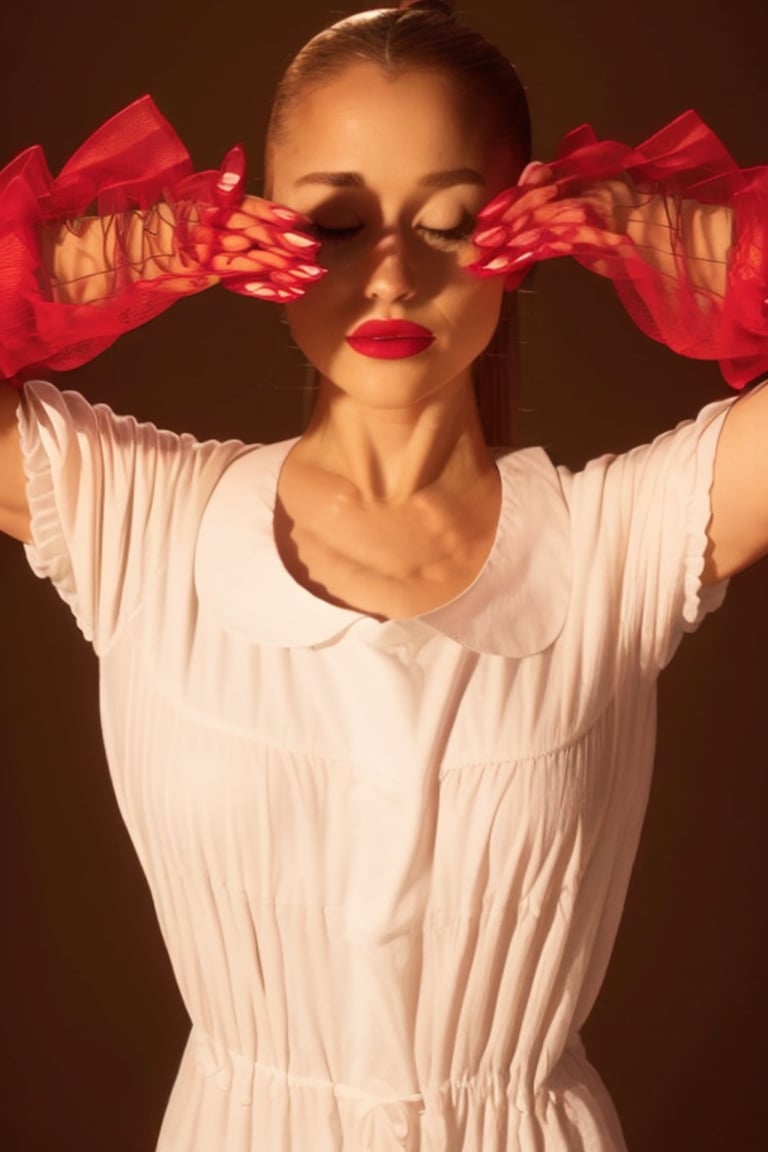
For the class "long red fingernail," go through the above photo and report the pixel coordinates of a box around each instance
[473,226,508,247]
[282,231,319,250]
[466,263,499,278]
[518,160,547,186]
[291,264,326,280]
[242,282,281,298]
[482,256,515,272]
[216,144,247,204]
[271,207,302,223]
[482,252,533,272]
[478,193,517,221]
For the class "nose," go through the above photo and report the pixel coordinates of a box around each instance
[364,232,416,303]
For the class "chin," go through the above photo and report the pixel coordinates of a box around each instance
[319,355,475,410]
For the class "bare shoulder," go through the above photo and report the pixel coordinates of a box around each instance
[0,384,31,544]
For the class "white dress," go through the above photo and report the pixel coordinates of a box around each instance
[18,379,733,1152]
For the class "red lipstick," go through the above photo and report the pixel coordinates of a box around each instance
[346,319,436,360]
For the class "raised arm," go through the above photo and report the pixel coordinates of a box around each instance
[471,109,768,391]
[468,111,768,582]
[36,172,323,307]
[0,95,325,387]
[0,98,328,549]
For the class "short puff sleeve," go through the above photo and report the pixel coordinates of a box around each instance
[559,396,736,676]
[17,380,246,655]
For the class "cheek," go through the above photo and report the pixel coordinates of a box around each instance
[283,286,344,366]
[451,279,506,352]
[283,299,317,355]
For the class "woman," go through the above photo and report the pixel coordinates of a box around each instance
[0,1,766,1149]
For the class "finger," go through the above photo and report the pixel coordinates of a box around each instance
[518,160,554,188]
[242,197,313,228]
[270,264,327,286]
[501,204,589,243]
[224,278,306,302]
[215,144,247,207]
[207,201,318,257]
[474,211,588,252]
[509,221,622,253]
[278,229,322,254]
[213,250,328,286]
[229,196,314,232]
[469,238,562,276]
[477,187,519,223]
[262,203,313,229]
[209,249,294,275]
[499,184,560,221]
[218,205,301,233]
[213,206,275,233]
[200,221,322,268]
[213,227,278,253]
[469,231,615,278]
[214,219,321,256]
[468,252,534,276]
[472,224,510,248]
[476,183,559,229]
[225,280,283,300]
[255,226,322,256]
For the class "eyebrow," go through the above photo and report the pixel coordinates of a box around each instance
[294,167,486,189]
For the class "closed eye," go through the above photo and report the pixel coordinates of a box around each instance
[309,216,476,246]
[310,224,362,241]
[420,221,475,245]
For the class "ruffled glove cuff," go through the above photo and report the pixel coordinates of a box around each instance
[0,95,239,386]
[472,110,768,389]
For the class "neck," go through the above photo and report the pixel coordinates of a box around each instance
[296,371,495,504]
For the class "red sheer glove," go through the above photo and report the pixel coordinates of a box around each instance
[189,148,325,303]
[470,111,768,389]
[0,95,325,388]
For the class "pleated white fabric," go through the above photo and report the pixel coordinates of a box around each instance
[17,380,733,1152]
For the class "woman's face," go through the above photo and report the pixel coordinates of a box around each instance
[269,64,520,412]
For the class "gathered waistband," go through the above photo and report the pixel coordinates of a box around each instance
[190,1024,584,1114]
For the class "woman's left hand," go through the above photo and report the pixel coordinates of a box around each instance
[468,162,629,290]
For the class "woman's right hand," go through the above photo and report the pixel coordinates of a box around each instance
[189,145,327,302]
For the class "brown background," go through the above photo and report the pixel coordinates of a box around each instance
[1,1,766,1149]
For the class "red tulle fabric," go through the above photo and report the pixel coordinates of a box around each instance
[556,111,768,389]
[0,95,220,386]
[477,110,768,389]
[1,101,766,390]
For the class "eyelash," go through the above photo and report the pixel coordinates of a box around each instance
[310,221,474,246]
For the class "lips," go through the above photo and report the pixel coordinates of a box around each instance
[346,319,436,360]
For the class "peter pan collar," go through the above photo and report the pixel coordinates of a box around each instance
[194,437,571,658]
